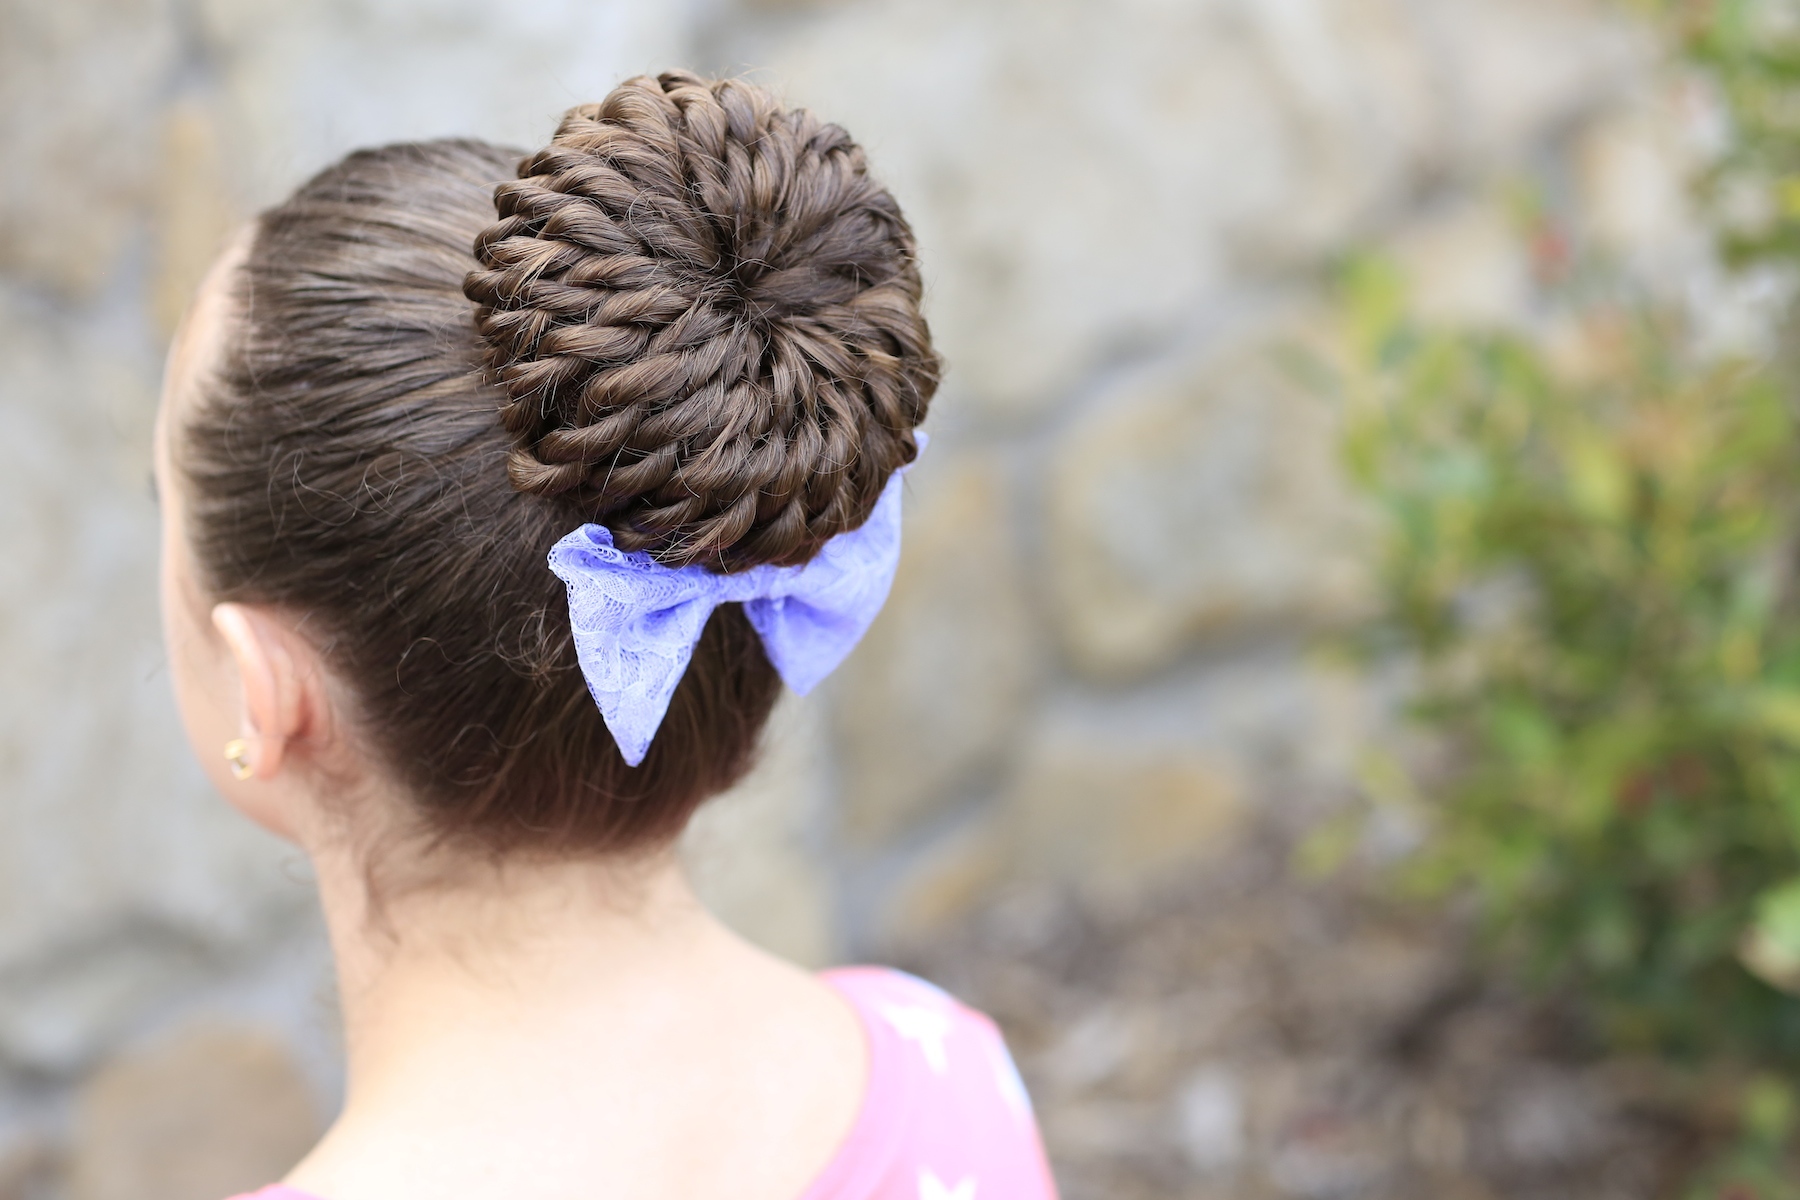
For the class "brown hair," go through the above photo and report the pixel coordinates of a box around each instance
[176,72,938,855]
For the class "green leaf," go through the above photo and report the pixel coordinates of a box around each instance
[1743,1075,1799,1144]
[1565,432,1633,524]
[1753,688,1800,749]
[1739,879,1800,995]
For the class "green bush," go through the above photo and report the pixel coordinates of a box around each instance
[1339,263,1800,1057]
[1658,0,1800,273]
[1333,5,1800,1191]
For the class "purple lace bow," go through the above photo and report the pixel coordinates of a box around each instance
[548,447,920,766]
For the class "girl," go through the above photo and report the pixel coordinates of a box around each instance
[155,71,1056,1200]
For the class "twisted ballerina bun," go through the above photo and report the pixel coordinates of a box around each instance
[463,71,940,572]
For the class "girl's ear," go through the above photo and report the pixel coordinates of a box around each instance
[210,602,320,785]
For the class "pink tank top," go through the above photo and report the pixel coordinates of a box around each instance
[229,966,1058,1200]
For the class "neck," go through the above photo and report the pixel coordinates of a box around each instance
[283,800,868,1200]
[308,831,726,1108]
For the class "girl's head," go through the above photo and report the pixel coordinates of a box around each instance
[156,72,937,862]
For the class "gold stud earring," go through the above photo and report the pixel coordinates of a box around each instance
[223,738,252,781]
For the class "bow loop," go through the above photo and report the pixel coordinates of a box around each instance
[548,450,917,766]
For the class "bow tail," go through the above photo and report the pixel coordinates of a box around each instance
[564,593,722,768]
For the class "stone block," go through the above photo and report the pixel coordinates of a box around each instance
[996,730,1247,895]
[1418,0,1647,171]
[68,1024,319,1200]
[884,717,1251,941]
[745,0,1415,418]
[1569,85,1722,316]
[1229,0,1444,269]
[735,0,845,10]
[0,1131,57,1200]
[197,0,708,214]
[1574,103,1692,264]
[682,694,835,967]
[879,816,1013,947]
[0,293,314,1075]
[0,0,179,297]
[1562,86,1784,360]
[0,933,209,1078]
[150,99,241,337]
[831,449,1036,847]
[736,0,1640,420]
[881,648,1380,938]
[1388,200,1535,330]
[1175,1065,1248,1175]
[1046,318,1373,679]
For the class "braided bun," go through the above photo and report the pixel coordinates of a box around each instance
[463,71,939,571]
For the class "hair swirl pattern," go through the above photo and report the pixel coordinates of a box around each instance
[463,71,940,572]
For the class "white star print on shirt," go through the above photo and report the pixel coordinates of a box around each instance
[918,1168,977,1200]
[881,1002,954,1074]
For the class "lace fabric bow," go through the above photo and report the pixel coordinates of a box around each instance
[549,447,920,766]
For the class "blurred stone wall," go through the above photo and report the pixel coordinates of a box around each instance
[0,0,1714,1195]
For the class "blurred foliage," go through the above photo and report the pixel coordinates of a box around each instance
[1337,0,1800,1192]
[1644,0,1800,272]
[1340,260,1800,1057]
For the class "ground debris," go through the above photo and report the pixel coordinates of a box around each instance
[895,831,1705,1200]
